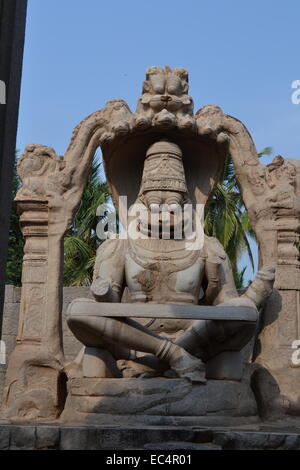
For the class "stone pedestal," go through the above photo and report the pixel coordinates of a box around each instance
[0,422,300,449]
[61,376,258,427]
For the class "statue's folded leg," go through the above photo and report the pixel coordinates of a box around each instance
[176,318,256,362]
[174,265,274,364]
[67,314,206,382]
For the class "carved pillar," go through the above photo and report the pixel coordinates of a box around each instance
[1,198,67,420]
[254,214,300,417]
[229,129,300,416]
[224,114,300,416]
[17,199,49,345]
[1,108,106,419]
[195,104,300,416]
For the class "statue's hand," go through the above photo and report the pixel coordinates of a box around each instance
[243,265,276,309]
[91,277,112,302]
[204,257,221,304]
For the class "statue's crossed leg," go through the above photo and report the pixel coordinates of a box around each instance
[67,312,255,383]
[67,314,206,382]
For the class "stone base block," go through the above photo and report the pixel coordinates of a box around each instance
[1,422,300,449]
[61,377,258,426]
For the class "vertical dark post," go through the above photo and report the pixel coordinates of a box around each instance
[0,0,28,335]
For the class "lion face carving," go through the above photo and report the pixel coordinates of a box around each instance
[137,66,194,117]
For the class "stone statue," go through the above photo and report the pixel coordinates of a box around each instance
[67,139,275,385]
[2,66,299,424]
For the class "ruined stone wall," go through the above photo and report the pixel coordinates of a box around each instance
[0,285,92,406]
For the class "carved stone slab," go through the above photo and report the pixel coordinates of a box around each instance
[67,299,258,322]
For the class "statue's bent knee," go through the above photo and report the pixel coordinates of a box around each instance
[67,314,108,347]
[177,318,256,361]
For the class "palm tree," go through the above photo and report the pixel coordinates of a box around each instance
[63,155,110,286]
[5,155,24,286]
[204,147,272,288]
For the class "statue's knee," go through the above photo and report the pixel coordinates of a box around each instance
[66,314,108,347]
[225,320,256,351]
[66,315,84,334]
[190,319,256,353]
[239,321,256,344]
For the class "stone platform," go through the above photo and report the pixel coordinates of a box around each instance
[1,422,300,449]
[60,377,258,426]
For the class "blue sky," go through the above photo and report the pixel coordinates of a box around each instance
[16,0,300,281]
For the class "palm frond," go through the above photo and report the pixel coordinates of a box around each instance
[257,147,272,158]
[63,154,109,286]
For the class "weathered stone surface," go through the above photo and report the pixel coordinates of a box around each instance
[63,336,82,360]
[68,300,258,322]
[12,287,21,303]
[1,303,20,335]
[4,285,14,303]
[283,434,300,450]
[60,427,90,450]
[0,425,10,449]
[144,441,221,450]
[36,426,60,449]
[92,427,196,451]
[59,426,206,450]
[62,287,92,305]
[213,431,300,450]
[10,425,36,450]
[61,377,257,424]
[0,370,6,405]
[0,423,299,449]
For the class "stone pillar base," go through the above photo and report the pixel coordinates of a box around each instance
[1,344,66,421]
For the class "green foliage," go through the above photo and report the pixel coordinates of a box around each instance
[5,158,24,286]
[63,156,109,286]
[257,147,272,159]
[233,266,247,290]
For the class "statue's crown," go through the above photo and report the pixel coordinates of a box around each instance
[145,140,182,159]
[140,140,187,194]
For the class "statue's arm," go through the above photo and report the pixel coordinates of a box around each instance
[205,237,275,309]
[204,237,238,305]
[91,238,126,302]
[207,256,238,306]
